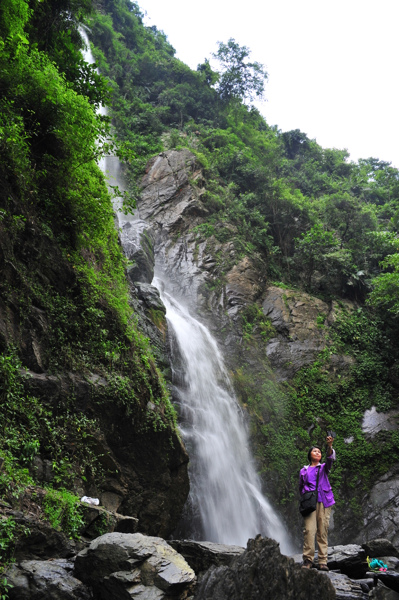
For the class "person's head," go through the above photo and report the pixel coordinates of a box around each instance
[308,446,322,464]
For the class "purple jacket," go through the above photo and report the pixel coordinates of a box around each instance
[299,449,336,508]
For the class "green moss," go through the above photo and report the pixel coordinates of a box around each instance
[43,488,84,539]
[241,304,276,344]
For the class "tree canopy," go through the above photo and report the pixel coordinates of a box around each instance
[212,38,268,103]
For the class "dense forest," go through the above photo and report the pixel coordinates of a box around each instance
[1,0,399,586]
[86,0,399,514]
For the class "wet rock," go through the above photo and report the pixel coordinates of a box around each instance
[6,559,92,600]
[363,539,399,559]
[371,580,399,599]
[74,532,195,599]
[326,572,371,599]
[122,220,155,284]
[135,283,166,314]
[374,572,399,593]
[327,544,368,578]
[193,535,335,600]
[169,540,244,574]
[354,465,399,547]
[261,286,333,380]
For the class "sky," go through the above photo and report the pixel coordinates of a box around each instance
[136,0,399,168]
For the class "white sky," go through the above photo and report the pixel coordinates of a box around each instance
[136,0,399,168]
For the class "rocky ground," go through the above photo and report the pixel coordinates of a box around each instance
[5,525,399,599]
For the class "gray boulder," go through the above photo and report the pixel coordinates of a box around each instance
[169,539,244,574]
[193,535,336,600]
[74,532,195,599]
[370,580,399,598]
[6,559,92,600]
[363,539,399,559]
[327,544,368,578]
[374,572,399,594]
[326,572,372,599]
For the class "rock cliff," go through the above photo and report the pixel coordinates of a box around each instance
[0,187,189,540]
[131,148,399,548]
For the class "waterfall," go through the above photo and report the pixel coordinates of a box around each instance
[154,277,291,553]
[80,28,292,554]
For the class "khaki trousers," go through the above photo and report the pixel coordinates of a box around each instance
[303,502,332,565]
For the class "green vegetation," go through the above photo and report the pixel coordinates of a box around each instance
[234,303,399,525]
[85,0,399,308]
[43,488,85,539]
[1,0,399,540]
[0,0,179,552]
[241,304,276,343]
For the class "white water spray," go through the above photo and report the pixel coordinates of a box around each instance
[155,279,292,553]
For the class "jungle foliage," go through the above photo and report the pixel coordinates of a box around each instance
[1,0,399,544]
[86,0,399,306]
[0,0,177,562]
[84,0,399,523]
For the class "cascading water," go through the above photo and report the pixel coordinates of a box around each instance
[80,28,292,554]
[154,278,292,553]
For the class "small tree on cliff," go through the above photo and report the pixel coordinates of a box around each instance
[294,223,340,291]
[212,38,268,104]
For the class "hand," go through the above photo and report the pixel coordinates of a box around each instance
[326,435,333,447]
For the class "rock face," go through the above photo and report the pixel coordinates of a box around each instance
[74,532,196,600]
[134,148,399,548]
[0,182,190,542]
[262,287,355,381]
[354,465,399,548]
[140,150,205,233]
[21,369,189,539]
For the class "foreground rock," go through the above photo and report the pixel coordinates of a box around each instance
[169,540,244,574]
[290,539,399,598]
[6,559,91,600]
[194,535,336,600]
[74,532,196,599]
[325,572,373,599]
[6,536,399,599]
[327,544,368,579]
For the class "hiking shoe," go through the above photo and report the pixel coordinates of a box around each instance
[319,564,329,571]
[302,559,313,569]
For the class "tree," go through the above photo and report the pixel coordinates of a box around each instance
[294,223,340,291]
[212,38,267,103]
[368,252,399,315]
[281,129,310,160]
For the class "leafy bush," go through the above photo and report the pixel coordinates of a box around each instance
[43,488,84,539]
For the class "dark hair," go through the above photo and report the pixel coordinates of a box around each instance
[307,446,321,463]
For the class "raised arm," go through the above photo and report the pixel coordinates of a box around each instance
[325,435,336,473]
